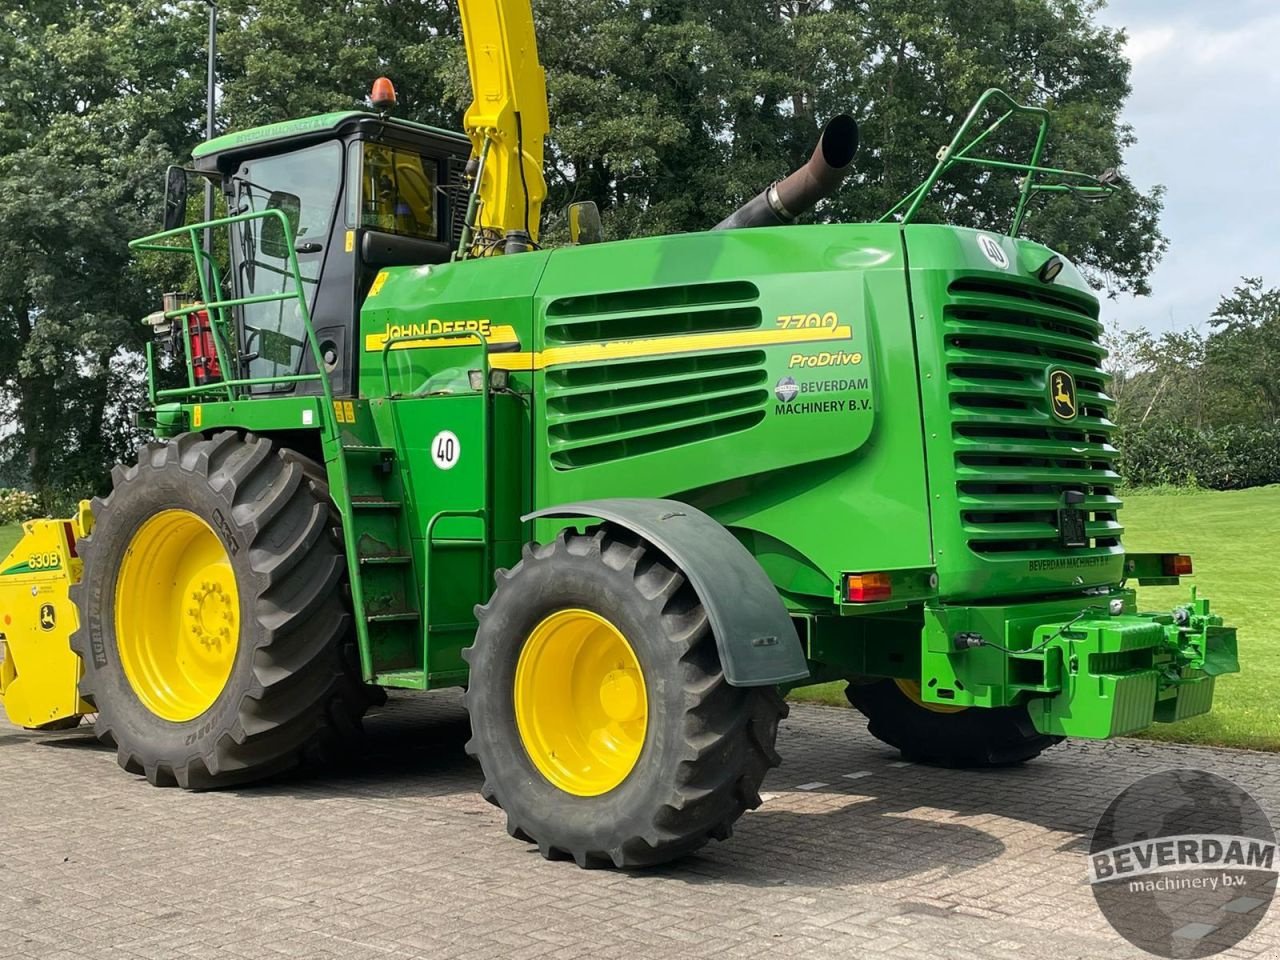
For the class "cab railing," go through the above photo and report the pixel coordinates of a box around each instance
[879,88,1118,237]
[128,208,335,416]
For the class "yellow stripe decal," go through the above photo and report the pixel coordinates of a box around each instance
[364,324,521,353]
[489,324,853,372]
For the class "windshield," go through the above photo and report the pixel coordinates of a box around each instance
[229,140,342,384]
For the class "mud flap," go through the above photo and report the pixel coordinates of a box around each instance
[525,498,808,686]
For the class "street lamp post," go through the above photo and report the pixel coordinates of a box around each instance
[201,1,217,287]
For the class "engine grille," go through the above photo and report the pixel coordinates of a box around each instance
[942,277,1122,557]
[543,281,769,470]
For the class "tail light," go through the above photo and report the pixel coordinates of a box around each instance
[843,572,892,603]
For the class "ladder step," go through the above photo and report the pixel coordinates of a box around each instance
[374,669,427,689]
[342,444,395,454]
[367,611,420,623]
[351,498,401,510]
[429,622,480,632]
[359,554,412,567]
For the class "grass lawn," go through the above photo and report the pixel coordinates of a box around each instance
[0,522,20,559]
[790,485,1280,752]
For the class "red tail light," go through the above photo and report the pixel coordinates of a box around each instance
[844,572,892,602]
[63,522,78,558]
[1162,554,1193,577]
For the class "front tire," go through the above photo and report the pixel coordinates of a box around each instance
[464,524,786,868]
[69,431,369,788]
[846,679,1062,767]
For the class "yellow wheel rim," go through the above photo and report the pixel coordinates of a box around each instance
[114,509,240,722]
[514,609,648,797]
[894,678,968,715]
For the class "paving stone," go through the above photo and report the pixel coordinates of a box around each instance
[2,692,1278,959]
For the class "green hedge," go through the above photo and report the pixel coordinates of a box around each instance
[1116,424,1280,490]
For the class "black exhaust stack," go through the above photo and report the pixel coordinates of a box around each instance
[713,115,859,230]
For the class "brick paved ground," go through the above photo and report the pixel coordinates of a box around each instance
[1,694,1277,960]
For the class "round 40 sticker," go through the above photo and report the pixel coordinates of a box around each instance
[431,430,460,470]
[977,234,1010,269]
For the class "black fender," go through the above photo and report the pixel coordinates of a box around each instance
[524,498,809,687]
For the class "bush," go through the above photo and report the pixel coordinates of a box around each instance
[0,488,42,525]
[1117,424,1280,490]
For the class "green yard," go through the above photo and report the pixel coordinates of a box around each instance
[790,485,1280,752]
[3,486,1277,750]
[0,522,20,559]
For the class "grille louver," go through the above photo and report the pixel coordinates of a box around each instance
[943,278,1122,557]
[546,350,768,469]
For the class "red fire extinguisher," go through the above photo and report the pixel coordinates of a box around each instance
[185,306,222,385]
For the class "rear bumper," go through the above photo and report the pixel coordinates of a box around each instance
[919,588,1238,739]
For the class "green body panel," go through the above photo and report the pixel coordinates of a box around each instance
[137,108,1238,737]
[902,225,1124,600]
[357,224,937,609]
[528,226,932,604]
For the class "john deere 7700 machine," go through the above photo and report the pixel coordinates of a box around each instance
[0,0,1238,868]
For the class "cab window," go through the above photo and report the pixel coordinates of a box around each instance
[355,143,440,240]
[229,140,342,386]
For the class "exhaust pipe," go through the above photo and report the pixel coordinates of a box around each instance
[713,115,859,230]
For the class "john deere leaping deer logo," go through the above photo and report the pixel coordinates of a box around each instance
[1049,369,1077,421]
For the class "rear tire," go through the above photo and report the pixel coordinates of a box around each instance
[846,679,1061,767]
[464,523,786,868]
[69,431,370,788]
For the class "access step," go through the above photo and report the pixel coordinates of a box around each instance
[358,554,412,567]
[367,611,420,624]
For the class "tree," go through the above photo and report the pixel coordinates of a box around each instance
[1208,277,1280,425]
[216,0,1164,287]
[1,0,1166,501]
[532,0,1165,292]
[0,1,206,503]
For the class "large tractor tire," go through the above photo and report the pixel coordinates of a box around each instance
[69,431,371,788]
[464,523,786,869]
[846,679,1062,767]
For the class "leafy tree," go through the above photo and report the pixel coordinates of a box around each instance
[215,0,1164,288]
[532,0,1165,293]
[1208,277,1280,425]
[0,1,206,502]
[1,0,1167,501]
[1102,325,1214,430]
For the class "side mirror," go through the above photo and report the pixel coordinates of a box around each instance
[567,201,603,245]
[162,165,189,231]
[260,191,302,259]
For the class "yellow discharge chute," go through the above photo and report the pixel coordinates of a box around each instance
[459,0,549,248]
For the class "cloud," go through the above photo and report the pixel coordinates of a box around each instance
[1122,25,1175,65]
[1096,2,1280,332]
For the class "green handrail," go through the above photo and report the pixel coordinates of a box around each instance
[379,329,493,399]
[879,88,1117,236]
[129,208,336,413]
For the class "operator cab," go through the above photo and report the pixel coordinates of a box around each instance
[189,111,472,397]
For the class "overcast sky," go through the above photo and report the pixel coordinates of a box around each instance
[1093,0,1279,332]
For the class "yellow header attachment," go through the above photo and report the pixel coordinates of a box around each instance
[0,501,94,730]
[459,0,549,250]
